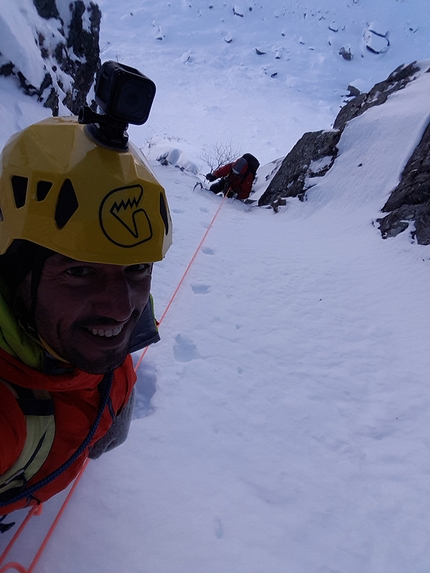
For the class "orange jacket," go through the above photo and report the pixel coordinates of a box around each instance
[0,347,135,514]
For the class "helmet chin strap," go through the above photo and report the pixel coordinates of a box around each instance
[37,334,69,363]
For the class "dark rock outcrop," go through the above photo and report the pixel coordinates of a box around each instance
[377,121,430,244]
[33,0,60,19]
[333,62,422,130]
[258,130,341,207]
[0,0,101,115]
[259,61,430,247]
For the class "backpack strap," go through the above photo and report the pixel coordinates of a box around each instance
[0,380,55,504]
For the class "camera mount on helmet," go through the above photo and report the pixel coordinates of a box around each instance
[78,61,156,150]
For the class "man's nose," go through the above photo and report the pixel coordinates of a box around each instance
[92,276,134,322]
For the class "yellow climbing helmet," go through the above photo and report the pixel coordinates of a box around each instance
[0,116,172,264]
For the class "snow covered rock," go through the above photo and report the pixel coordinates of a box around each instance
[363,22,390,54]
[259,58,430,246]
[333,61,422,130]
[232,5,245,17]
[144,136,202,175]
[0,0,100,115]
[346,79,368,97]
[152,22,165,41]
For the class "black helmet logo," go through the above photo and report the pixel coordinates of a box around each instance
[99,185,153,247]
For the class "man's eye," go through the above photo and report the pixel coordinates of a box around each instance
[65,266,90,277]
[126,263,152,276]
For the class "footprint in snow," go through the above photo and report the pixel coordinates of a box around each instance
[214,517,224,539]
[173,334,199,362]
[191,284,210,294]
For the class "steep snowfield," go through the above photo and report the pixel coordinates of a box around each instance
[2,1,430,572]
[98,0,430,164]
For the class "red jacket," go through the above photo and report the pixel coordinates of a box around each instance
[212,163,255,200]
[0,347,135,514]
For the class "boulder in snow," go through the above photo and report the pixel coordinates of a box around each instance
[363,22,390,54]
[346,79,368,97]
[339,45,353,60]
[233,5,244,17]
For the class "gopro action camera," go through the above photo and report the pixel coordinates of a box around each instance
[79,61,156,149]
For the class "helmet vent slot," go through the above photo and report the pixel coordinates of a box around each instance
[159,193,169,235]
[37,181,53,201]
[11,176,28,208]
[54,179,79,229]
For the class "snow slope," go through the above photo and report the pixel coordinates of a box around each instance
[2,1,430,572]
[98,0,430,164]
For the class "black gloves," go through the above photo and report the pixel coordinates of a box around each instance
[206,173,216,182]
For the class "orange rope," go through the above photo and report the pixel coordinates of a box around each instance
[26,458,89,573]
[0,505,41,566]
[0,190,227,571]
[0,460,89,573]
[0,563,27,573]
[134,191,228,371]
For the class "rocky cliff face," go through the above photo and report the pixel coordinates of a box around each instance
[377,121,430,245]
[259,61,430,245]
[257,129,341,211]
[0,0,101,116]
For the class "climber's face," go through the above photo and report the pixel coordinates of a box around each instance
[22,255,152,373]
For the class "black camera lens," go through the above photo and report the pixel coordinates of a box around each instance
[115,79,155,125]
[120,84,140,112]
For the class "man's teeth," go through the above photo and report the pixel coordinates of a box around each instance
[90,325,124,338]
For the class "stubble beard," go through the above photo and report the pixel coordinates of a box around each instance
[46,315,141,374]
[61,341,129,374]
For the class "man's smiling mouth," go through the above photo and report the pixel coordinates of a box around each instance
[89,325,125,338]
